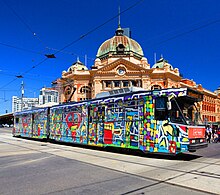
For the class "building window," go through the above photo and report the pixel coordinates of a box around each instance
[131,80,138,87]
[48,96,51,102]
[114,81,120,87]
[105,81,111,88]
[80,86,91,93]
[123,81,129,87]
[64,86,72,95]
[151,85,162,90]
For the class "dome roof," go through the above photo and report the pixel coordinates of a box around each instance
[152,57,173,69]
[96,27,144,59]
[67,60,88,72]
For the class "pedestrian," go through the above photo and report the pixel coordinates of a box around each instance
[206,126,212,143]
[213,131,218,143]
[217,128,220,143]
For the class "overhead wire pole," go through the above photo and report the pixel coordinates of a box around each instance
[21,81,24,111]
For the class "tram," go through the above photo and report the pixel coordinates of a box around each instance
[13,87,208,155]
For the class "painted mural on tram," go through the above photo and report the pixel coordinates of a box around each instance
[13,87,208,155]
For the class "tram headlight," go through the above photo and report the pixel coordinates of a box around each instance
[190,139,195,144]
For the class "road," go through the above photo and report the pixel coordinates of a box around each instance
[0,128,219,195]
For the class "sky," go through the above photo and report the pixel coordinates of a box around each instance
[0,0,220,114]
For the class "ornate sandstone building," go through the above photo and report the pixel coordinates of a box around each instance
[54,25,220,126]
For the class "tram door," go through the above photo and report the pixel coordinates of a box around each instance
[104,101,126,147]
[124,99,144,149]
[88,104,104,146]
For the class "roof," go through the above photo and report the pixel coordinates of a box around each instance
[152,57,174,69]
[96,27,144,59]
[67,60,88,72]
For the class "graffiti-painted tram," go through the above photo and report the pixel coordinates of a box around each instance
[13,87,208,155]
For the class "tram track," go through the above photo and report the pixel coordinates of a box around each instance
[0,134,219,194]
[1,135,220,178]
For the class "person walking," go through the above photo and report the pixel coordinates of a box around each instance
[206,126,212,143]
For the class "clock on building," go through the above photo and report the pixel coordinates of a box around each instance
[117,68,126,75]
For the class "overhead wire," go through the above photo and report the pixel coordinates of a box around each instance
[2,0,95,62]
[53,0,145,55]
[123,14,220,57]
[2,0,48,49]
[0,0,145,90]
[46,47,95,62]
[4,0,219,93]
[0,0,219,109]
[0,70,55,83]
[154,18,220,46]
[0,41,43,55]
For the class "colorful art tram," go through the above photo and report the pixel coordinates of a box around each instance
[13,87,208,155]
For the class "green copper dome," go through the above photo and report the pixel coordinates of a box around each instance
[67,60,88,72]
[96,27,144,59]
[152,57,173,69]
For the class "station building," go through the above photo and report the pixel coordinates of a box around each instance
[54,25,220,126]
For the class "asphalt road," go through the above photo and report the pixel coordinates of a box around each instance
[0,128,219,195]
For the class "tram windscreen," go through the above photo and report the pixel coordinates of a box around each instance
[169,96,203,126]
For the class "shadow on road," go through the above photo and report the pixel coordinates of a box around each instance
[104,147,202,161]
[12,135,202,161]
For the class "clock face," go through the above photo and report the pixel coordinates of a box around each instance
[118,68,126,75]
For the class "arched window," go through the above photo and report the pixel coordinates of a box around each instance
[80,86,91,93]
[64,86,72,95]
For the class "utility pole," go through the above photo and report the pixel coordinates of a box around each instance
[21,81,24,111]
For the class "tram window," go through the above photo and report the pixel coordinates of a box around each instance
[15,118,19,123]
[106,102,124,122]
[169,100,185,124]
[89,106,97,122]
[155,97,168,120]
[98,106,105,120]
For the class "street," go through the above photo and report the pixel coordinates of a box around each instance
[0,128,219,195]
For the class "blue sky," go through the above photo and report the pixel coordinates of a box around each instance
[0,0,220,114]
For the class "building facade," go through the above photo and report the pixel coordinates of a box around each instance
[39,87,59,105]
[55,25,220,125]
[12,96,39,112]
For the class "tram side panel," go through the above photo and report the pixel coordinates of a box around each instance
[88,104,104,146]
[49,103,88,144]
[97,93,187,154]
[13,113,33,138]
[13,114,22,136]
[150,90,190,154]
[124,97,143,149]
[32,108,49,139]
[50,106,62,141]
[101,95,144,150]
[104,99,126,148]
